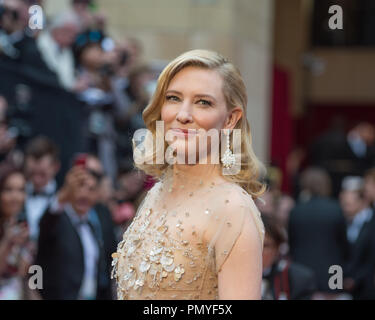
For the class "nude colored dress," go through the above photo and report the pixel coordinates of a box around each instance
[111,166,265,300]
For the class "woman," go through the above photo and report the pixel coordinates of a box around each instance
[111,49,265,300]
[0,164,31,300]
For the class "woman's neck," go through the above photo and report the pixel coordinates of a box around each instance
[163,163,224,191]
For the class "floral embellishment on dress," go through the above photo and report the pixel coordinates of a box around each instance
[111,179,246,300]
[139,260,151,273]
[174,265,185,281]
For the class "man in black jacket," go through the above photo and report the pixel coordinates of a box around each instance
[340,177,375,299]
[262,215,317,300]
[36,163,117,300]
[288,168,349,294]
[340,170,375,299]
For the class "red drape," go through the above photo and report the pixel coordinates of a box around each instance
[270,65,293,194]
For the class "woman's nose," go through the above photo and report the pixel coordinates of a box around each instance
[176,102,193,124]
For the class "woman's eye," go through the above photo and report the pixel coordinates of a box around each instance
[166,95,180,102]
[197,99,212,106]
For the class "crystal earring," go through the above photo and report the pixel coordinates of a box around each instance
[221,129,236,169]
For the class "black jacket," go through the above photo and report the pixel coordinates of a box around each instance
[263,260,317,300]
[288,196,349,292]
[35,203,117,300]
[345,209,375,299]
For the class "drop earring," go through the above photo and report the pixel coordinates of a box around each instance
[221,129,236,169]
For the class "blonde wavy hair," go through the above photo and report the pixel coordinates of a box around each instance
[134,49,266,198]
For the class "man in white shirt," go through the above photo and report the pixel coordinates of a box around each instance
[35,160,116,300]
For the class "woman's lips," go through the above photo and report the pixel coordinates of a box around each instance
[170,128,197,138]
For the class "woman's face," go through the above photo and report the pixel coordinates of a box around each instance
[161,66,239,163]
[0,173,26,219]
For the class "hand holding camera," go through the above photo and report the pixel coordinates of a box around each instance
[57,154,91,204]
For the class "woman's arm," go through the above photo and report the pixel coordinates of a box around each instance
[217,207,263,300]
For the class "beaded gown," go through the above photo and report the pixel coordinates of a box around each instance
[111,165,265,300]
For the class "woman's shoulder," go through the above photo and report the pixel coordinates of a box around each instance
[212,181,264,241]
[205,181,265,273]
[213,180,259,213]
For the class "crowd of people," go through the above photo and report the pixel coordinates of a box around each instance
[1,0,375,300]
[258,122,375,299]
[0,0,157,299]
[0,0,161,179]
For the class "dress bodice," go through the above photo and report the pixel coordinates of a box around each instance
[111,172,265,300]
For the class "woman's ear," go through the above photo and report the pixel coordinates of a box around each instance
[224,107,243,130]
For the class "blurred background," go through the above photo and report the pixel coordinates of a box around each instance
[0,0,375,300]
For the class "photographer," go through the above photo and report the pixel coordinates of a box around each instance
[114,64,155,170]
[75,36,128,181]
[35,158,116,300]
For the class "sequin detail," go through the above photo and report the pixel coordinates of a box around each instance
[111,179,265,300]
